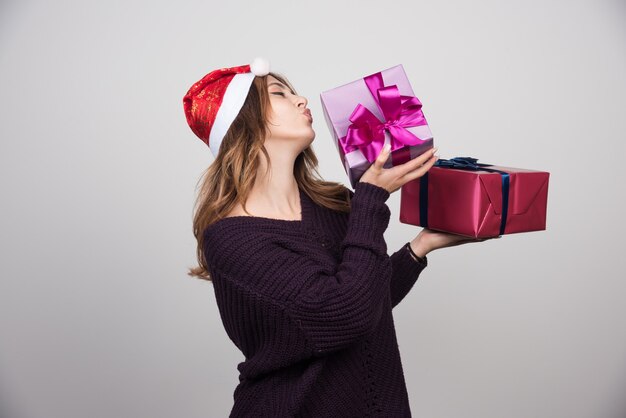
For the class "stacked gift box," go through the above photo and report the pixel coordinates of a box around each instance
[320,64,550,238]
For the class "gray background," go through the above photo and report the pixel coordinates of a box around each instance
[1,0,625,417]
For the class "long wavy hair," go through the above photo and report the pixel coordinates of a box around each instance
[188,72,352,281]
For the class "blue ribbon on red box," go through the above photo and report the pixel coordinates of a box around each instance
[419,157,511,236]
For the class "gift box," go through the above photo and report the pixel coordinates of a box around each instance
[400,157,550,238]
[320,64,434,188]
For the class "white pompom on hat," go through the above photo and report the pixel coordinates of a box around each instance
[183,57,272,157]
[250,57,271,76]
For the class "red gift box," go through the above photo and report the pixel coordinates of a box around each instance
[399,157,550,238]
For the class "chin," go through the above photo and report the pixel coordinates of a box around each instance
[298,133,315,152]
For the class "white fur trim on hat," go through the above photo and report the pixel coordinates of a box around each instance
[208,72,255,157]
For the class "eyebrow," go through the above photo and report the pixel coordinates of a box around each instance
[268,82,295,94]
[268,82,287,89]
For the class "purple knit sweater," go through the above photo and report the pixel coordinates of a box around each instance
[203,181,428,417]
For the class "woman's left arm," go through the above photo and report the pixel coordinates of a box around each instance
[389,229,499,308]
[389,242,428,308]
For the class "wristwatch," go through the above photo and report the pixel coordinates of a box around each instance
[405,242,427,263]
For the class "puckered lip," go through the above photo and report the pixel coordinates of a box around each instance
[303,109,313,122]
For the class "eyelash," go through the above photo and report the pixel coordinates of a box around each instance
[272,92,286,96]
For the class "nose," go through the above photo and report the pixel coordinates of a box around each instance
[294,94,308,108]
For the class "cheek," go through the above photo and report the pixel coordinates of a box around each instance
[268,103,293,125]
[267,101,284,119]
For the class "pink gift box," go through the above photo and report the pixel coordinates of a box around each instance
[399,158,550,238]
[320,64,434,188]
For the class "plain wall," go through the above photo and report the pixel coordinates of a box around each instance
[1,0,625,417]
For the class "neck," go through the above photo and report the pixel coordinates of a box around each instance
[248,153,301,218]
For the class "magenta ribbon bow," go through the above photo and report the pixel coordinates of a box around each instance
[340,72,429,163]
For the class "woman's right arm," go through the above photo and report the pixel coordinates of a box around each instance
[204,147,438,357]
[285,180,392,356]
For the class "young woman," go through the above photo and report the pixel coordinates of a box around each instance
[183,59,492,417]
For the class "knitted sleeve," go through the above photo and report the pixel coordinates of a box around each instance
[388,245,428,308]
[286,181,392,355]
[345,186,428,309]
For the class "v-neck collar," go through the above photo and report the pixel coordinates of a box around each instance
[216,187,312,228]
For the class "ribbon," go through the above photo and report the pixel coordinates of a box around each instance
[419,157,510,236]
[339,72,430,163]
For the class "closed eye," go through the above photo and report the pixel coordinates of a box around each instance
[271,92,285,96]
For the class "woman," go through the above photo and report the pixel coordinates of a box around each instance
[183,59,492,417]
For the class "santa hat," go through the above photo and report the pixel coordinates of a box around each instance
[183,57,271,157]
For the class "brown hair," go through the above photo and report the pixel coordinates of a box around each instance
[188,72,352,281]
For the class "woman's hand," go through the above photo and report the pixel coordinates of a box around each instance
[359,144,439,194]
[410,228,501,257]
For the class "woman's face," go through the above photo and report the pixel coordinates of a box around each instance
[265,75,315,151]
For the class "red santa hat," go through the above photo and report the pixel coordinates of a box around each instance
[183,57,271,157]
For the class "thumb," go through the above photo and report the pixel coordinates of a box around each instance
[373,144,391,169]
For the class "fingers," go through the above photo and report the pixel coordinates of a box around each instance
[401,152,439,182]
[394,147,439,177]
